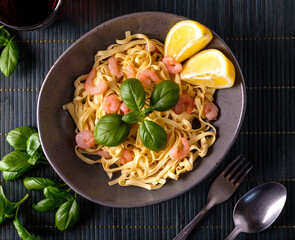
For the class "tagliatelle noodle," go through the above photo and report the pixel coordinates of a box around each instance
[63,32,216,190]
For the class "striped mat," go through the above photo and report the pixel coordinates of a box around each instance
[0,0,294,239]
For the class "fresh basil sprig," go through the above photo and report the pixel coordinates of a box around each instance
[120,79,180,118]
[26,177,80,231]
[1,126,81,236]
[94,79,179,151]
[0,127,48,180]
[0,26,19,77]
[24,177,70,212]
[0,185,39,240]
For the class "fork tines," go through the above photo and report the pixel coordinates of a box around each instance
[221,155,253,186]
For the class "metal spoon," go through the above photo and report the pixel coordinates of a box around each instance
[225,182,287,240]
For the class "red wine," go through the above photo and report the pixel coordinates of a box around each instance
[0,0,58,27]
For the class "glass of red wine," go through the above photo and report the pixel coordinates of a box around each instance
[0,0,62,30]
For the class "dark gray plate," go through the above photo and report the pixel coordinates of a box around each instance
[37,12,246,208]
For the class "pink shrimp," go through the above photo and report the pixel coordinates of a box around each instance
[85,69,108,95]
[120,102,132,115]
[97,150,112,159]
[137,69,160,88]
[169,138,190,160]
[75,130,96,149]
[108,57,123,79]
[120,149,134,165]
[204,102,219,120]
[102,94,121,114]
[145,42,159,52]
[173,94,195,114]
[162,56,183,74]
[126,64,136,78]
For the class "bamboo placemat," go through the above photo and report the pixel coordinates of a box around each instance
[0,0,294,239]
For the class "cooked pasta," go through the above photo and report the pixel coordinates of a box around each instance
[63,31,217,190]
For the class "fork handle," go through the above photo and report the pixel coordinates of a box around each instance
[173,201,214,240]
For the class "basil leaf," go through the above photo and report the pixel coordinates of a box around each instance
[0,39,19,77]
[5,213,14,218]
[43,186,72,200]
[55,199,80,231]
[150,80,180,111]
[0,185,14,216]
[26,133,41,156]
[120,78,146,111]
[0,26,10,47]
[0,215,6,225]
[139,120,168,152]
[122,111,142,124]
[141,107,154,118]
[33,198,65,212]
[0,151,31,172]
[27,152,42,165]
[6,126,37,151]
[2,171,29,181]
[13,217,41,240]
[94,114,130,147]
[24,177,62,191]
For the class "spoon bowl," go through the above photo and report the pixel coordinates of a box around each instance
[226,182,287,240]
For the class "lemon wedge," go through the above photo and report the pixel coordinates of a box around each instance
[164,20,213,63]
[180,49,235,89]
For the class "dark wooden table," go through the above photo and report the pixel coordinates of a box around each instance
[0,0,294,239]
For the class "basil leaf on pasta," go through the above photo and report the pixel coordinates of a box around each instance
[122,111,142,124]
[150,80,180,111]
[94,114,130,147]
[139,120,167,152]
[120,78,146,111]
[141,107,153,118]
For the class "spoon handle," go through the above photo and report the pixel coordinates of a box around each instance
[173,201,213,240]
[224,226,241,240]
